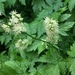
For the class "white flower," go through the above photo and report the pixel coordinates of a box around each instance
[16,14,21,18]
[44,17,59,44]
[15,39,27,50]
[19,18,23,21]
[11,10,17,15]
[2,24,11,33]
[12,23,26,35]
[44,17,50,24]
[2,10,27,35]
[8,22,12,26]
[10,16,19,24]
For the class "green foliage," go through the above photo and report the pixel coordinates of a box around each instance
[19,0,26,5]
[59,22,75,36]
[0,0,75,75]
[0,34,12,45]
[59,14,71,22]
[67,42,75,75]
[0,0,5,15]
[68,0,75,11]
[5,0,16,7]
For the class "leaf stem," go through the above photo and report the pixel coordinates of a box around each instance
[22,32,59,50]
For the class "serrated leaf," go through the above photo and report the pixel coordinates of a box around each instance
[30,20,38,34]
[37,20,45,37]
[8,44,16,59]
[0,64,18,75]
[4,60,23,74]
[70,60,75,75]
[0,2,5,15]
[67,42,75,57]
[5,0,16,7]
[37,7,53,20]
[19,0,26,5]
[64,0,70,5]
[58,6,67,13]
[68,0,75,11]
[0,35,5,44]
[38,42,45,54]
[53,0,63,11]
[24,23,30,34]
[58,61,66,75]
[32,0,46,12]
[60,14,71,22]
[59,22,75,36]
[59,30,68,36]
[38,55,48,63]
[19,50,26,58]
[45,0,53,6]
[5,35,12,45]
[38,60,66,75]
[50,12,61,20]
[0,34,11,45]
[44,64,60,75]
[28,40,41,51]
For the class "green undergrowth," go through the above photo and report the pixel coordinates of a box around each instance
[0,0,75,75]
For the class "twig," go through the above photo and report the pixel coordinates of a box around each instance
[22,32,59,50]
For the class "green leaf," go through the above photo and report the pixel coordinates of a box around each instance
[41,60,66,75]
[8,44,16,59]
[0,2,5,15]
[19,0,26,5]
[0,0,6,2]
[59,22,75,36]
[45,0,53,6]
[38,42,45,54]
[5,35,12,45]
[37,20,45,37]
[58,61,66,75]
[62,22,75,31]
[53,0,63,11]
[0,65,18,75]
[32,0,46,12]
[44,64,60,75]
[68,0,75,11]
[67,42,75,57]
[24,23,30,34]
[19,50,26,58]
[60,14,71,22]
[30,20,38,34]
[38,55,48,63]
[64,0,70,5]
[58,6,67,13]
[59,30,68,36]
[0,34,11,45]
[28,40,41,51]
[37,7,53,20]
[69,60,75,75]
[50,12,61,20]
[5,0,16,7]
[0,35,5,44]
[4,60,23,74]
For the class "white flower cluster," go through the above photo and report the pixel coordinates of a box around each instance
[1,24,11,33]
[1,11,26,35]
[44,17,59,44]
[15,39,28,50]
